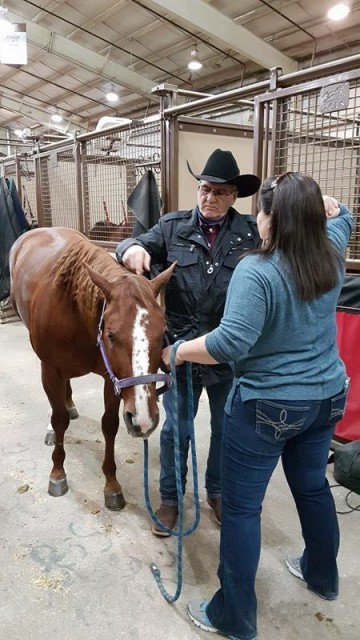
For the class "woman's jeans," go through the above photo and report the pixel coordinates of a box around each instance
[206,384,348,640]
[159,376,233,505]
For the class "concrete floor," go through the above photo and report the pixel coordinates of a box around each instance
[0,320,359,640]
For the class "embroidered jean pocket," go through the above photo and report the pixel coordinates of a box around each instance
[255,400,309,444]
[329,378,350,424]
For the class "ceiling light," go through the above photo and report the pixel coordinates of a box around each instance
[188,47,203,71]
[14,128,30,138]
[0,6,15,35]
[327,3,350,20]
[51,112,63,123]
[106,91,119,102]
[106,85,119,102]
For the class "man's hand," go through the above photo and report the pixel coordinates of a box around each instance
[323,195,340,219]
[122,245,151,275]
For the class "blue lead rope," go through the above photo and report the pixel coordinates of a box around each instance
[143,339,200,602]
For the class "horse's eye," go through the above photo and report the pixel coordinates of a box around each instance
[107,331,115,343]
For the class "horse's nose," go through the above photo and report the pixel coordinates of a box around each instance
[124,411,159,438]
[124,411,137,434]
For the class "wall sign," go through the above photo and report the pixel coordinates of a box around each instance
[319,82,350,113]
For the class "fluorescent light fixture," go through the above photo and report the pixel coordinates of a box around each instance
[327,3,350,20]
[51,112,63,123]
[14,129,23,137]
[188,47,203,71]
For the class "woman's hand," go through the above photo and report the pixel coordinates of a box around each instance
[162,345,184,368]
[323,195,340,219]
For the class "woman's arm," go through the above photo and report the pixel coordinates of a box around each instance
[162,336,218,367]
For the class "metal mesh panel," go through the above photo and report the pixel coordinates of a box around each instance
[83,122,161,243]
[35,120,161,243]
[274,80,360,259]
[38,146,78,228]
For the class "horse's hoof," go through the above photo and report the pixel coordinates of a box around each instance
[67,406,79,420]
[104,492,126,511]
[44,431,56,446]
[48,477,68,497]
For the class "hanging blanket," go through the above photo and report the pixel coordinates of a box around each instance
[127,169,161,237]
[0,177,25,301]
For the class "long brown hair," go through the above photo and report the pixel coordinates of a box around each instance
[258,172,342,302]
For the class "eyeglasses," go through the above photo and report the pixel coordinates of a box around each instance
[198,185,236,199]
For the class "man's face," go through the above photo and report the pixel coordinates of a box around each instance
[197,181,237,219]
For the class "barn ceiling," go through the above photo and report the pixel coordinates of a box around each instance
[0,0,359,143]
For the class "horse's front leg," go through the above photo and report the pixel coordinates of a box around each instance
[102,378,124,510]
[65,379,79,420]
[41,362,70,497]
[45,379,78,445]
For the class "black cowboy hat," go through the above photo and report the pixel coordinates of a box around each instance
[187,148,260,198]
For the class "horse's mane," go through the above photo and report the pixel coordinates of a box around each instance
[52,237,157,329]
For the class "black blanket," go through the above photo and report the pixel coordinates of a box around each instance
[0,177,28,301]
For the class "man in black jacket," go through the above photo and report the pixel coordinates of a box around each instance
[116,149,260,535]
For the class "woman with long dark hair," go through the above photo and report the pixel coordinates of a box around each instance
[162,172,353,640]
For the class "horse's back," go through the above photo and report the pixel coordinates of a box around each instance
[11,227,85,268]
[10,227,86,326]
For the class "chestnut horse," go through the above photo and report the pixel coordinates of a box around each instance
[10,227,174,510]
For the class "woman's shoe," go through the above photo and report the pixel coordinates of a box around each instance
[187,600,257,640]
[286,555,304,581]
[286,554,338,601]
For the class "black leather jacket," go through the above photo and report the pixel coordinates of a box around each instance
[116,206,260,386]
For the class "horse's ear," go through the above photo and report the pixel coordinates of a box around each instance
[84,263,112,299]
[150,262,176,297]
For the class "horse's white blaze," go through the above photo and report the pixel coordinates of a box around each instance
[132,305,151,430]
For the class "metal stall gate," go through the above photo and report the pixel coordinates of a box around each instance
[253,66,360,261]
[34,119,161,245]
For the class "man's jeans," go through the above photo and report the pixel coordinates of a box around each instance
[159,377,233,505]
[206,384,348,640]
